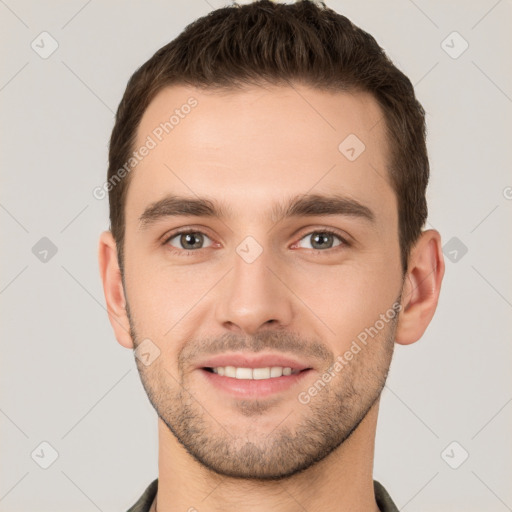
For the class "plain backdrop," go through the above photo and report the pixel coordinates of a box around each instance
[1,1,511,511]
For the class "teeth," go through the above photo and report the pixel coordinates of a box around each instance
[253,367,271,380]
[236,367,253,379]
[210,366,298,379]
[225,366,236,378]
[270,366,282,377]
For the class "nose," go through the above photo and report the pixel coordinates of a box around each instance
[214,240,294,336]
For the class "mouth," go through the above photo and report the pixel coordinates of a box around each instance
[199,365,314,399]
[195,353,316,398]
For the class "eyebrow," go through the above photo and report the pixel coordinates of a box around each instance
[138,192,375,229]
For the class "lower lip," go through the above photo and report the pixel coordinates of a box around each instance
[199,368,313,399]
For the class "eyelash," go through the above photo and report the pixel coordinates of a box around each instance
[162,228,350,257]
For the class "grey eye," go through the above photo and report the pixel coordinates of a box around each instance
[297,232,343,250]
[167,232,213,250]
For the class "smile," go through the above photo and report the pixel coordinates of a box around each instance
[206,366,301,379]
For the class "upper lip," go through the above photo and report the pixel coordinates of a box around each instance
[197,353,313,371]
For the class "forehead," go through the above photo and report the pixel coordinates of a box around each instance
[126,83,395,228]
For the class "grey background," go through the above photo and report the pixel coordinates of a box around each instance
[1,0,511,510]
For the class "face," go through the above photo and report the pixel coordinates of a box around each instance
[122,83,404,479]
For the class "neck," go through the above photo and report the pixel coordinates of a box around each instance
[153,400,381,512]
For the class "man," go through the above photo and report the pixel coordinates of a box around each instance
[98,1,445,510]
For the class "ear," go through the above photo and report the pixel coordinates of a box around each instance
[395,229,445,345]
[98,231,134,349]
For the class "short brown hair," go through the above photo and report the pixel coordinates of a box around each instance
[108,0,429,273]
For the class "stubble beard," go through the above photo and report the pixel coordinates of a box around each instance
[128,303,398,481]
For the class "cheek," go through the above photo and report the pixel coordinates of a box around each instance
[124,257,214,336]
[290,256,401,350]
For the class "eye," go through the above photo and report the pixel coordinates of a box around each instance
[165,230,213,252]
[295,229,348,251]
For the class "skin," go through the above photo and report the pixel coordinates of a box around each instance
[99,83,444,512]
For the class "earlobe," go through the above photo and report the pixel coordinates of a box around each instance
[98,231,134,349]
[395,229,445,345]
